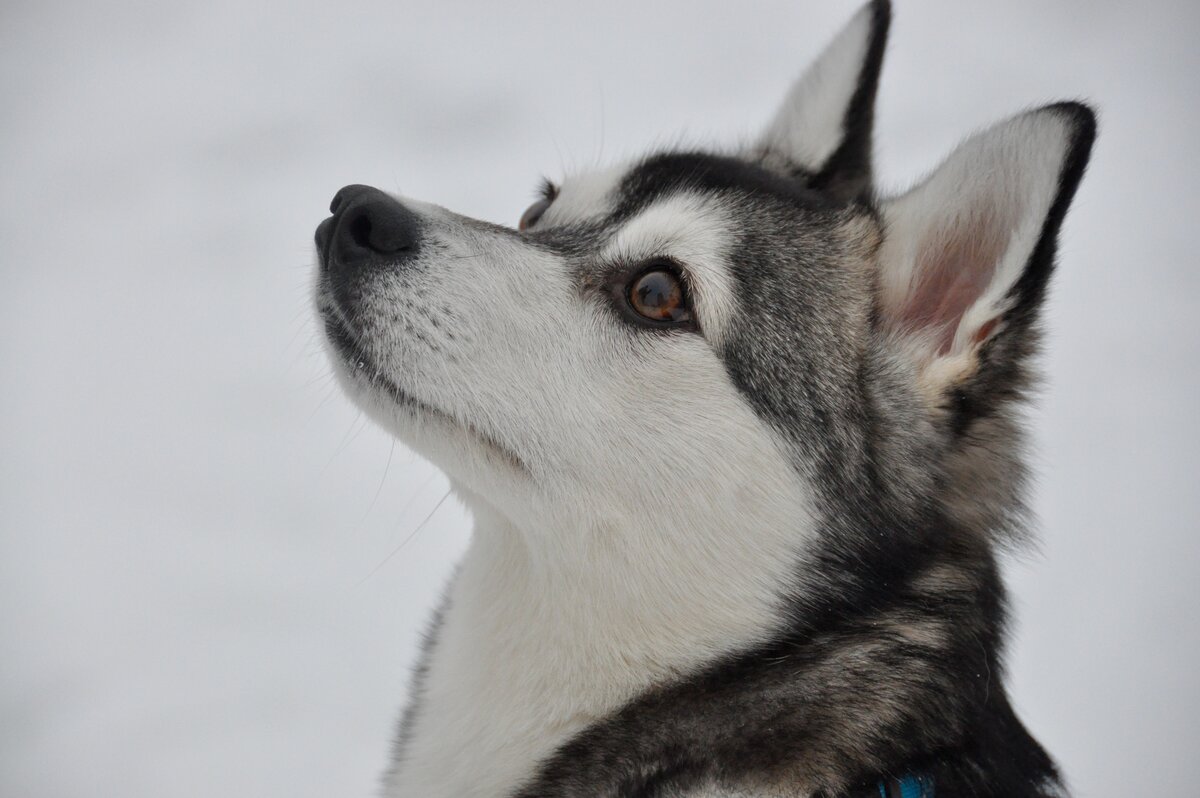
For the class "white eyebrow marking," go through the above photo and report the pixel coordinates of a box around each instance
[601,192,738,346]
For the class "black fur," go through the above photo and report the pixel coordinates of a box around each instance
[614,152,840,219]
[386,590,451,782]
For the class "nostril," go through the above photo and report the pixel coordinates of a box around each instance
[349,212,373,250]
[354,203,415,254]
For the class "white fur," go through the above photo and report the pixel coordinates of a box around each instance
[756,3,874,170]
[540,163,628,227]
[326,196,819,798]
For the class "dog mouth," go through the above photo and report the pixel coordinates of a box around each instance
[320,303,529,474]
[320,305,441,416]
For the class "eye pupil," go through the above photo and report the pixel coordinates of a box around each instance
[635,274,674,313]
[629,269,691,324]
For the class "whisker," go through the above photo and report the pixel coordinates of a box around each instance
[393,469,440,524]
[320,411,365,474]
[357,489,453,585]
[303,367,335,389]
[306,382,340,423]
[361,440,397,522]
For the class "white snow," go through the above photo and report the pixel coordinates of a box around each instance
[1,1,1197,796]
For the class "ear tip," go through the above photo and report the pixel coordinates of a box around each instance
[1045,100,1099,143]
[1042,100,1099,181]
[868,0,893,26]
[853,0,892,40]
[1015,101,1097,178]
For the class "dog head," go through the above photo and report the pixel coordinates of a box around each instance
[314,0,1094,555]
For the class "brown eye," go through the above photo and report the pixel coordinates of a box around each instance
[519,197,552,231]
[628,268,692,324]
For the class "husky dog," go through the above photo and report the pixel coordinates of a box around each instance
[313,2,1094,795]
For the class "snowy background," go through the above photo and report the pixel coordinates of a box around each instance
[2,1,1197,796]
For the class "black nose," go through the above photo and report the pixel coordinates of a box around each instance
[316,184,419,269]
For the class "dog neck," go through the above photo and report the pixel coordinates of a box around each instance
[382,481,811,798]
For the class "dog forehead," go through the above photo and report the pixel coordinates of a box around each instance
[547,151,824,229]
[615,151,826,213]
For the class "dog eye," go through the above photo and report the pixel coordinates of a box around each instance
[519,197,552,231]
[627,268,692,325]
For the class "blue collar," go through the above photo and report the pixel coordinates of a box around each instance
[877,773,935,798]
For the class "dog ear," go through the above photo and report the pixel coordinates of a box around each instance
[877,103,1096,410]
[753,0,890,201]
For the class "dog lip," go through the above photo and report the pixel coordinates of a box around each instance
[322,309,441,417]
[320,308,530,475]
[322,307,360,364]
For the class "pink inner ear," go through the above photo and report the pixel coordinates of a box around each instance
[895,218,1010,355]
